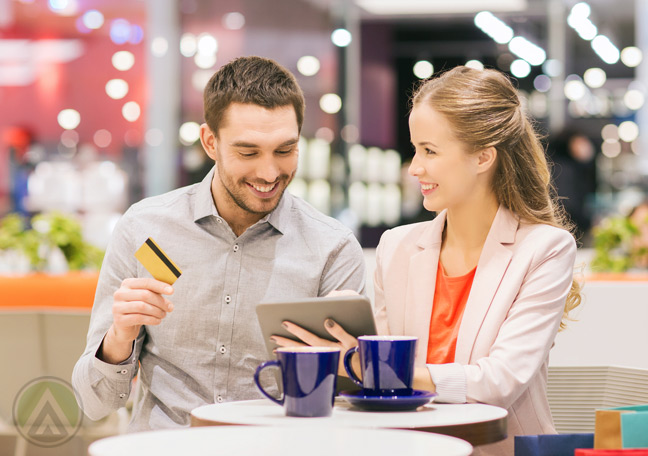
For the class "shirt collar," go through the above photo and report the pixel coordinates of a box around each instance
[265,191,291,235]
[193,167,219,223]
[193,166,291,235]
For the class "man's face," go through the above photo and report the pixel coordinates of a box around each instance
[201,103,299,225]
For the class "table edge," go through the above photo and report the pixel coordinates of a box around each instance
[190,401,508,446]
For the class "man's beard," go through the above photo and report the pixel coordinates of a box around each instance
[219,168,294,216]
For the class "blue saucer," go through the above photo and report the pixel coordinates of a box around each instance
[339,389,437,412]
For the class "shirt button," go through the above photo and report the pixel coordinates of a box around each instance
[120,369,128,374]
[225,295,231,304]
[233,244,239,252]
[216,218,222,223]
[217,395,223,403]
[119,393,126,398]
[219,346,226,354]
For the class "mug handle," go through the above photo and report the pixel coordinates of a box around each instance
[254,360,284,406]
[343,347,363,386]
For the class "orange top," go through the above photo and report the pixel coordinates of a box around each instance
[426,261,476,364]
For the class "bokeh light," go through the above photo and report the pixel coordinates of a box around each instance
[297,56,320,76]
[601,139,621,158]
[331,29,352,47]
[93,129,112,148]
[341,125,360,143]
[57,109,81,130]
[112,51,135,71]
[601,124,619,141]
[179,122,201,146]
[122,102,141,122]
[110,19,131,45]
[48,0,68,10]
[180,33,197,57]
[618,121,639,142]
[510,59,531,78]
[319,93,342,114]
[82,10,104,29]
[465,60,484,70]
[583,67,606,88]
[60,130,79,148]
[151,37,169,57]
[197,34,218,55]
[315,127,335,143]
[129,25,144,44]
[223,12,245,30]
[542,59,562,77]
[564,78,587,101]
[105,79,129,99]
[194,53,216,69]
[534,74,551,92]
[48,0,78,15]
[624,89,645,110]
[413,60,434,79]
[621,46,643,67]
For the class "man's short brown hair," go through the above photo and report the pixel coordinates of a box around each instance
[203,56,305,136]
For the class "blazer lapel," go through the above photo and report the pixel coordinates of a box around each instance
[454,206,518,363]
[404,211,445,365]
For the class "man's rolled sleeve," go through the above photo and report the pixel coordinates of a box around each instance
[72,210,139,421]
[72,357,131,420]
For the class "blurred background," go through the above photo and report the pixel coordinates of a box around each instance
[1,0,646,252]
[3,1,648,455]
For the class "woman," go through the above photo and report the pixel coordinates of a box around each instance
[278,66,580,456]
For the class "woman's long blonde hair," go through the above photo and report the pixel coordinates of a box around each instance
[412,65,581,329]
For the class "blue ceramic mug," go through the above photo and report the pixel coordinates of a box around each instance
[344,335,417,396]
[254,347,340,417]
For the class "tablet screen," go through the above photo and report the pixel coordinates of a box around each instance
[255,295,377,393]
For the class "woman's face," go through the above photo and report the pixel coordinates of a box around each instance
[407,103,484,213]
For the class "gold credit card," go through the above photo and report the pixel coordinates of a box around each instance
[134,237,182,285]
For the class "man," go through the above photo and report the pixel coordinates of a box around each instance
[72,56,366,431]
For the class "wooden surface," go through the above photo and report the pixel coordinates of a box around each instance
[191,398,508,447]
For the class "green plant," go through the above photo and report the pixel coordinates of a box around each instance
[591,215,640,272]
[0,211,104,271]
[0,213,27,250]
[0,213,39,268]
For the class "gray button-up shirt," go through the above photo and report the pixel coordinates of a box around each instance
[72,168,366,431]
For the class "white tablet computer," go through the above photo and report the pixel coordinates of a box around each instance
[256,295,377,393]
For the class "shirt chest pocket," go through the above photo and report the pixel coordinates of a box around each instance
[147,286,220,354]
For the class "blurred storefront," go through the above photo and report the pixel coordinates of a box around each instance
[0,0,647,250]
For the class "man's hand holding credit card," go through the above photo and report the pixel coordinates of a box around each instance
[135,237,183,285]
[98,238,182,365]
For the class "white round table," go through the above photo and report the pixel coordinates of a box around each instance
[88,425,473,456]
[191,398,508,446]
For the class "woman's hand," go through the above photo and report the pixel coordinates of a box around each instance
[271,319,358,377]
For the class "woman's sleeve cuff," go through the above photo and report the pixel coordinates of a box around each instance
[427,363,467,403]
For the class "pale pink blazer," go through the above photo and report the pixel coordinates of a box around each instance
[373,206,576,456]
